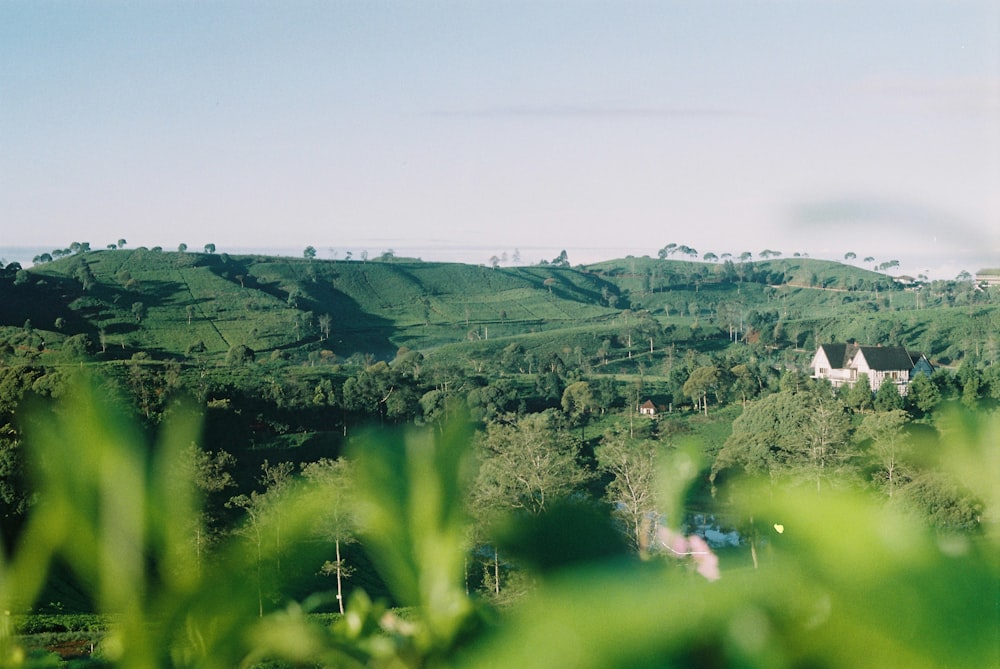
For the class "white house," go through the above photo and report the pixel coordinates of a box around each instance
[811,343,929,396]
[975,269,1000,287]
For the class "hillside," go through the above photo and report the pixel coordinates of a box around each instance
[1,247,997,631]
[1,248,996,371]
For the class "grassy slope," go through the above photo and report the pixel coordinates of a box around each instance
[3,249,995,368]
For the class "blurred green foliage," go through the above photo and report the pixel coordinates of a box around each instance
[0,378,997,668]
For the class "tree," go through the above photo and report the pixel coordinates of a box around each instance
[132,301,146,322]
[561,381,596,441]
[905,373,940,417]
[595,430,658,554]
[715,387,854,492]
[0,366,45,525]
[957,361,982,409]
[179,444,236,574]
[730,364,759,407]
[466,380,518,423]
[118,238,127,249]
[178,243,188,252]
[226,490,267,616]
[713,390,808,486]
[204,243,216,254]
[658,243,678,259]
[472,412,592,594]
[474,412,592,517]
[303,246,317,260]
[893,471,983,532]
[226,344,255,366]
[857,409,910,498]
[301,458,357,614]
[874,380,904,412]
[683,366,719,415]
[798,391,853,492]
[260,460,295,573]
[226,460,295,616]
[844,252,856,262]
[677,245,698,258]
[844,374,873,413]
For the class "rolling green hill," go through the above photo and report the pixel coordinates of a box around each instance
[1,248,996,372]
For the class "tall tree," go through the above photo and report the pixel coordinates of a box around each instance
[472,412,591,595]
[844,374,874,413]
[595,429,658,554]
[301,458,357,613]
[474,412,592,517]
[730,363,760,407]
[874,381,904,412]
[799,391,854,492]
[712,388,853,490]
[226,460,294,616]
[561,381,596,441]
[260,460,295,573]
[226,490,267,616]
[683,366,719,415]
[318,313,332,341]
[905,373,940,417]
[857,409,911,498]
[178,444,236,574]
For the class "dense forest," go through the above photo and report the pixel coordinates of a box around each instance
[0,246,997,667]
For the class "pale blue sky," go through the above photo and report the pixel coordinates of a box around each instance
[2,1,998,275]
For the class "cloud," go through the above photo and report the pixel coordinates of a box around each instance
[782,195,1000,278]
[785,196,996,251]
[422,104,748,119]
[857,75,1000,115]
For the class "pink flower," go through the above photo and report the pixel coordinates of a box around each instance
[656,527,721,581]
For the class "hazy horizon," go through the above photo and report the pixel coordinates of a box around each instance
[3,2,997,273]
[2,240,994,282]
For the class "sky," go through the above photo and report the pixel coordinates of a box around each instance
[2,1,998,277]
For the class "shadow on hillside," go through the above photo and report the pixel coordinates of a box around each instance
[1,275,85,331]
[199,255,398,358]
[514,267,623,308]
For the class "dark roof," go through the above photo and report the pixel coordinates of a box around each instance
[818,343,914,372]
[858,346,914,371]
[818,343,850,368]
[820,344,857,369]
